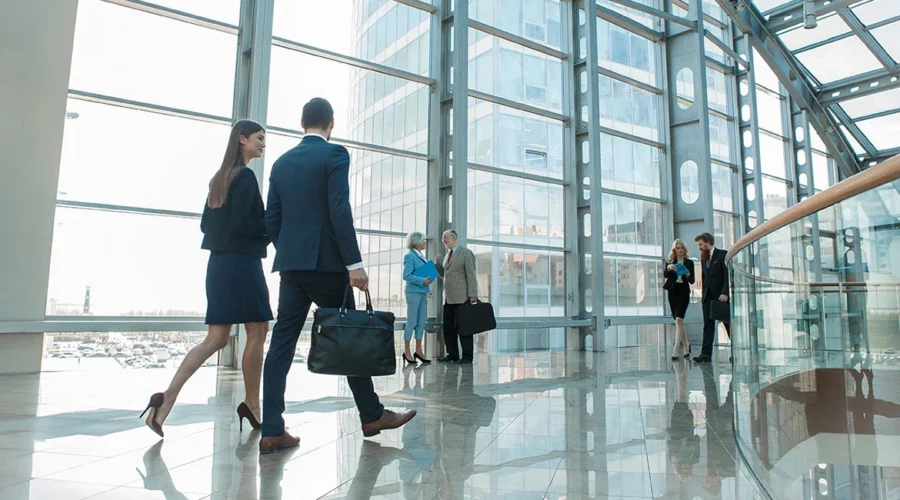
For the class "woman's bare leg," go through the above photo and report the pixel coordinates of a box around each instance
[157,325,231,425]
[242,321,268,422]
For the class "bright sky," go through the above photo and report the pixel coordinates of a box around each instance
[49,0,357,315]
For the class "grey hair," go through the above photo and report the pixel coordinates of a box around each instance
[406,231,426,250]
[443,229,459,239]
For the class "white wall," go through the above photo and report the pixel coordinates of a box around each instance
[0,0,79,372]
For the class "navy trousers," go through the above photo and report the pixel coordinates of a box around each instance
[261,271,384,437]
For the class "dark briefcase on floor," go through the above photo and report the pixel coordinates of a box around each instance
[710,300,731,323]
[308,287,396,377]
[456,300,496,336]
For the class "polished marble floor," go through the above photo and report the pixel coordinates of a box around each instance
[0,345,771,499]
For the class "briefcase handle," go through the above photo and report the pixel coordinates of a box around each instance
[340,285,375,316]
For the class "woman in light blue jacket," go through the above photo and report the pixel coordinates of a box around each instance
[402,231,433,364]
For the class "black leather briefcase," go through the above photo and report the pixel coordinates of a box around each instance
[308,287,396,377]
[710,300,731,323]
[456,300,496,336]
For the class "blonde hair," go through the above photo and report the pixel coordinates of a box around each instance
[667,239,690,263]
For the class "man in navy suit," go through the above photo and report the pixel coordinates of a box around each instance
[259,98,416,453]
[693,232,731,364]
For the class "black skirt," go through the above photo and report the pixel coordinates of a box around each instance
[205,252,274,325]
[667,282,691,319]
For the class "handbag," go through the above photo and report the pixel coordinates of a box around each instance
[456,300,496,336]
[308,287,396,377]
[710,300,731,323]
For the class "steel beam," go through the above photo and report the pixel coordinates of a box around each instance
[271,37,436,87]
[392,0,437,14]
[793,14,900,55]
[818,68,900,104]
[854,108,900,123]
[608,0,695,28]
[704,29,749,69]
[468,19,568,59]
[467,162,569,186]
[838,9,896,70]
[427,1,450,355]
[468,89,570,123]
[766,0,865,33]
[102,0,239,34]
[561,0,583,351]
[734,36,767,237]
[716,0,861,177]
[706,56,735,75]
[68,89,232,125]
[827,104,877,157]
[450,0,470,241]
[56,200,201,219]
[574,0,607,351]
[664,0,716,350]
[597,4,664,42]
[598,66,662,94]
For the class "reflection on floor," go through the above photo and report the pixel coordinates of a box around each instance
[0,346,770,499]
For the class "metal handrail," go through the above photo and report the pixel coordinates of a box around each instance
[725,155,900,265]
[732,268,900,295]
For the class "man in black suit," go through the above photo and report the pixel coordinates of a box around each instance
[259,98,415,453]
[693,232,730,363]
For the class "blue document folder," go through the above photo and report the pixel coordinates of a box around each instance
[675,263,690,276]
[413,261,439,281]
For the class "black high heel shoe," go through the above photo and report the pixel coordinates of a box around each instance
[403,353,417,365]
[684,345,692,359]
[140,393,165,438]
[414,353,431,364]
[237,402,261,432]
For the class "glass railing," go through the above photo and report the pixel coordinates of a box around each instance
[726,155,900,500]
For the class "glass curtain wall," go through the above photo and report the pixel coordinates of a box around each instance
[46,0,847,359]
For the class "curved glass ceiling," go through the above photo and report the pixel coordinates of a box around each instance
[748,0,900,162]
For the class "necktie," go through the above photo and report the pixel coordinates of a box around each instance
[448,249,454,262]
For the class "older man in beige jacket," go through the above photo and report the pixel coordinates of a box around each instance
[434,230,479,364]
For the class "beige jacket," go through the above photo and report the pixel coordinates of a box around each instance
[436,245,478,305]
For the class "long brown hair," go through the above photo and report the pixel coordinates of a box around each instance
[207,120,264,208]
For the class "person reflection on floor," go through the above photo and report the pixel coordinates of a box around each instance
[134,442,192,500]
[399,363,439,499]
[699,365,735,498]
[667,361,700,487]
[436,364,496,500]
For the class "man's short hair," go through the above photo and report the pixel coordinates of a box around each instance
[694,232,715,245]
[301,98,334,130]
[444,229,459,239]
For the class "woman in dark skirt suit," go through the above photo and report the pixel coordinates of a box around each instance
[141,120,273,437]
[664,239,695,361]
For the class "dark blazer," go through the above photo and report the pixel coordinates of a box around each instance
[266,135,362,273]
[701,248,730,303]
[200,166,268,258]
[662,258,695,291]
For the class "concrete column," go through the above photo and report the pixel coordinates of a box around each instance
[0,0,79,374]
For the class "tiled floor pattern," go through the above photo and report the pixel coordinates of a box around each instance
[0,347,770,499]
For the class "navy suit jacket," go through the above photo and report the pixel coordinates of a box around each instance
[266,136,362,273]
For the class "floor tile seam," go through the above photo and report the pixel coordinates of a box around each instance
[15,478,119,500]
[12,452,111,481]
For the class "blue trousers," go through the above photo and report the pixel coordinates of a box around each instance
[261,271,384,437]
[404,292,427,341]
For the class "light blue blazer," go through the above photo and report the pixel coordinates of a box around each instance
[403,250,431,295]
